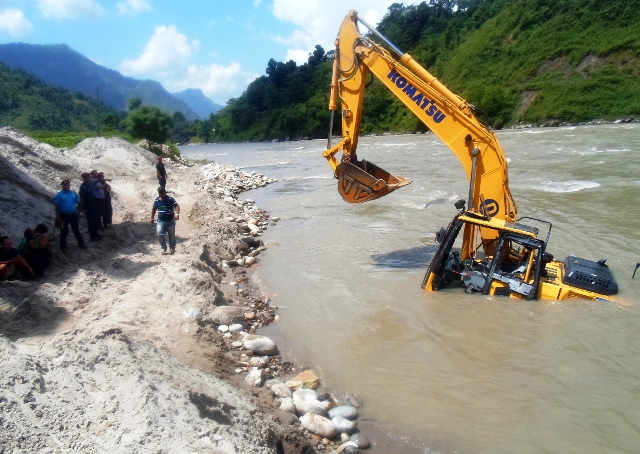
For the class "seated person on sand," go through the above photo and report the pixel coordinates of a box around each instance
[17,228,34,254]
[0,236,34,280]
[33,223,53,259]
[21,237,50,278]
[16,224,52,259]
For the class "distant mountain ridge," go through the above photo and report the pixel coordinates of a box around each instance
[0,43,204,120]
[173,88,223,119]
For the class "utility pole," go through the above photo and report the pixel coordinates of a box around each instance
[96,87,101,137]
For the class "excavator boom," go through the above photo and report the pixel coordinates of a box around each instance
[324,11,517,259]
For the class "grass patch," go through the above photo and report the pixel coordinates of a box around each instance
[28,130,133,148]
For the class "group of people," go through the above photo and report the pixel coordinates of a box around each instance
[1,155,178,281]
[54,169,113,251]
[0,225,53,280]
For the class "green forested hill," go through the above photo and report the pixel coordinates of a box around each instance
[0,62,119,132]
[384,0,640,128]
[209,0,640,141]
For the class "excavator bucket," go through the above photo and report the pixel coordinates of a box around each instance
[335,159,411,203]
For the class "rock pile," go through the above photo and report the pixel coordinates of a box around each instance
[199,162,276,202]
[210,318,371,452]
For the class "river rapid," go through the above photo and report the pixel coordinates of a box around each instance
[181,124,640,454]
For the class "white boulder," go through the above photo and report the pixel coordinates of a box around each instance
[300,413,338,439]
[331,416,357,434]
[272,383,292,398]
[293,389,328,416]
[249,356,269,368]
[228,323,244,333]
[244,369,265,387]
[242,335,278,355]
[279,397,296,413]
[328,405,358,420]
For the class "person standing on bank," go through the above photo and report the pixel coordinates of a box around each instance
[98,172,113,228]
[150,187,179,255]
[90,170,106,228]
[156,156,167,188]
[54,179,87,251]
[79,173,102,241]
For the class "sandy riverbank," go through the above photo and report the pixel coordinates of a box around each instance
[0,127,318,453]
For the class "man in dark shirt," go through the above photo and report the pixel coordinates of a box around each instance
[0,236,33,279]
[150,187,180,255]
[79,173,102,241]
[156,156,167,188]
[22,237,50,277]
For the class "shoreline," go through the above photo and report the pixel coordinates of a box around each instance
[0,127,422,453]
[181,116,638,145]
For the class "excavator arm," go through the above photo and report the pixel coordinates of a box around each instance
[324,11,518,260]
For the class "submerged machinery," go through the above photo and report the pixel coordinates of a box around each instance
[322,11,618,302]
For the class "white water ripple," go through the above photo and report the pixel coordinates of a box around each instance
[529,179,601,193]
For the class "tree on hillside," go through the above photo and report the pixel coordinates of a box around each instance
[102,112,120,129]
[126,105,173,147]
[128,97,142,111]
[170,111,190,144]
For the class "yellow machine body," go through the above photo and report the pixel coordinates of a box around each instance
[323,11,618,302]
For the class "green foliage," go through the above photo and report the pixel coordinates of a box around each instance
[167,143,181,158]
[426,0,640,125]
[0,62,119,133]
[30,130,132,148]
[125,105,173,145]
[128,97,142,111]
[205,0,640,140]
[170,120,191,144]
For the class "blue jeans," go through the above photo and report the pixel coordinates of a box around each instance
[156,219,176,251]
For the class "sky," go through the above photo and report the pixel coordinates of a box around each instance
[0,0,420,105]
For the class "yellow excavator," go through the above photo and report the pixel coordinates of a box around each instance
[323,11,618,302]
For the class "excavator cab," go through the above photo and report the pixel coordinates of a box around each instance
[464,234,547,300]
[424,214,547,300]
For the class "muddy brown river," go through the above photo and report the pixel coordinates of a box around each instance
[182,124,640,453]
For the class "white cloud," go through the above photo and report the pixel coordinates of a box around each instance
[38,0,105,18]
[0,9,33,37]
[253,0,262,6]
[121,25,199,76]
[284,48,309,64]
[121,25,254,104]
[117,0,153,16]
[167,62,244,101]
[271,0,420,64]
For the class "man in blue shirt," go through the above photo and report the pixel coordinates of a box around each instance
[150,187,180,255]
[54,179,87,252]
